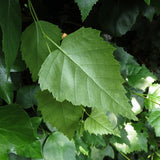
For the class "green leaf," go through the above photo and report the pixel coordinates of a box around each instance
[43,132,76,160]
[91,147,106,160]
[16,85,40,109]
[37,90,82,139]
[151,1,160,15]
[106,145,114,159]
[0,104,37,157]
[0,0,21,73]
[110,123,148,154]
[39,27,136,120]
[8,153,30,160]
[0,53,13,104]
[145,84,160,111]
[75,0,99,21]
[144,0,150,5]
[114,46,157,90]
[84,108,116,135]
[148,108,160,137]
[99,0,139,36]
[21,21,61,81]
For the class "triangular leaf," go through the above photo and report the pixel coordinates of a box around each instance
[84,108,116,135]
[39,27,136,120]
[37,90,82,139]
[148,108,160,137]
[43,132,76,160]
[0,53,13,104]
[21,21,61,81]
[0,104,37,156]
[75,0,99,21]
[0,0,21,73]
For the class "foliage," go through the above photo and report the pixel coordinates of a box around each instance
[0,0,160,159]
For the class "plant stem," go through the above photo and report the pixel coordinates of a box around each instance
[120,152,130,160]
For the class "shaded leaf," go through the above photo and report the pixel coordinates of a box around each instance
[0,104,36,157]
[37,90,82,139]
[91,147,106,160]
[75,0,99,21]
[84,108,116,135]
[144,0,150,5]
[43,132,76,160]
[148,108,160,137]
[39,27,136,120]
[106,145,114,159]
[99,0,139,36]
[21,21,61,81]
[16,85,40,109]
[0,53,13,104]
[0,0,21,73]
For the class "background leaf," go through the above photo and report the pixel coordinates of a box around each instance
[16,85,40,109]
[0,0,21,73]
[39,27,136,120]
[75,0,99,21]
[21,21,61,81]
[0,104,37,157]
[37,90,82,139]
[110,123,148,154]
[43,132,76,160]
[0,53,13,104]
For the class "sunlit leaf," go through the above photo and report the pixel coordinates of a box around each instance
[84,108,116,135]
[39,27,136,120]
[148,108,160,137]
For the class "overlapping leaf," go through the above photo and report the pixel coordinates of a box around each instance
[0,0,21,73]
[0,104,37,159]
[37,90,82,139]
[39,27,136,120]
[43,132,76,160]
[75,0,99,21]
[21,21,61,81]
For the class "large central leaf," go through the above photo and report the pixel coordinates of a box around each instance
[39,27,136,120]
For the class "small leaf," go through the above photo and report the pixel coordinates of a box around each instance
[148,108,160,137]
[0,104,37,156]
[0,0,21,73]
[21,21,61,81]
[37,90,82,139]
[91,147,106,160]
[16,85,40,109]
[0,53,13,104]
[75,0,99,21]
[84,108,116,135]
[39,27,136,120]
[144,0,150,5]
[43,132,76,160]
[106,145,114,159]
